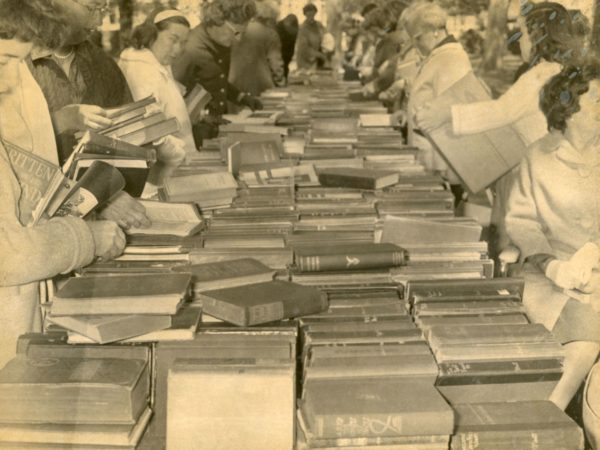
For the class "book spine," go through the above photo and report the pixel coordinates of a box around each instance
[297,251,405,272]
[201,296,247,326]
[318,173,375,190]
[248,301,284,325]
[313,410,452,439]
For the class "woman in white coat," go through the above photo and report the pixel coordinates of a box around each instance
[415,2,584,251]
[506,62,600,411]
[403,1,473,197]
[119,9,192,175]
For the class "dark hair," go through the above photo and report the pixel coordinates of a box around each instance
[521,2,581,66]
[131,8,190,49]
[361,3,377,17]
[362,7,389,31]
[202,0,256,27]
[540,61,600,133]
[0,0,70,49]
[303,3,318,14]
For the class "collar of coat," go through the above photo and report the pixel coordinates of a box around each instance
[196,24,229,56]
[549,132,600,167]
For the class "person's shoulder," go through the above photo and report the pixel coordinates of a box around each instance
[527,132,562,163]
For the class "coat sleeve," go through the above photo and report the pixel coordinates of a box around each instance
[451,63,559,135]
[266,28,286,87]
[0,144,96,287]
[505,153,555,259]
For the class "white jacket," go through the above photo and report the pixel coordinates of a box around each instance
[452,61,561,147]
[0,64,95,368]
[119,48,195,159]
[407,41,472,180]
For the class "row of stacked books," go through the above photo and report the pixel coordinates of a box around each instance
[1,74,584,449]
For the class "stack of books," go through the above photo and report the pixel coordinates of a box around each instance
[0,345,152,449]
[406,279,565,404]
[46,273,193,344]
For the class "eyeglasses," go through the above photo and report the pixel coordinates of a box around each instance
[225,21,243,38]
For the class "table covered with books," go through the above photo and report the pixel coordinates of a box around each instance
[0,74,584,450]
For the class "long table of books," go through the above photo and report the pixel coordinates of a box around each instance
[1,74,584,450]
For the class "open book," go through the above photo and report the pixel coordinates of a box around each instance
[422,71,528,193]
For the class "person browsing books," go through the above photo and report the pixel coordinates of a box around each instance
[505,62,600,411]
[172,0,263,142]
[119,8,192,168]
[22,0,151,230]
[0,2,126,369]
[415,2,585,252]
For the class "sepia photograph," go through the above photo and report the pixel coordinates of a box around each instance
[0,0,599,448]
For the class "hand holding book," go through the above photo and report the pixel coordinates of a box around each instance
[88,220,126,261]
[51,104,113,133]
[97,192,151,230]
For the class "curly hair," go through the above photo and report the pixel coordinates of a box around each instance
[540,62,600,133]
[131,8,190,50]
[521,2,581,66]
[202,0,256,27]
[0,0,70,49]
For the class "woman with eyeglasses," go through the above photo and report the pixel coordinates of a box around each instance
[403,1,473,198]
[118,8,191,178]
[172,0,262,142]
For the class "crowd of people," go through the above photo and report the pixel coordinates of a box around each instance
[0,0,599,446]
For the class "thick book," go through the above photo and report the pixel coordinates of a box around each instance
[406,278,525,304]
[51,273,191,316]
[302,378,454,439]
[381,215,482,245]
[172,258,275,292]
[47,314,172,344]
[126,200,202,237]
[0,356,149,424]
[294,243,406,272]
[428,324,555,347]
[423,71,528,193]
[226,139,281,175]
[66,306,201,344]
[72,157,147,198]
[104,95,156,121]
[198,280,328,326]
[117,117,180,147]
[318,168,400,190]
[0,406,152,447]
[451,401,584,450]
[185,84,212,120]
[101,111,167,140]
[167,358,295,450]
[160,171,238,203]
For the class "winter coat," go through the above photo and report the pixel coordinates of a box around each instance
[407,38,472,181]
[119,48,195,158]
[0,63,95,368]
[506,133,600,329]
[230,19,285,97]
[173,24,243,117]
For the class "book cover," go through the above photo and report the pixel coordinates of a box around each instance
[302,378,454,438]
[0,357,149,424]
[198,280,328,326]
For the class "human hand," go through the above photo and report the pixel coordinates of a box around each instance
[391,110,407,127]
[570,242,600,275]
[88,220,126,261]
[415,103,451,132]
[52,104,113,133]
[155,135,187,165]
[546,259,590,290]
[362,82,376,97]
[240,94,263,111]
[97,192,151,229]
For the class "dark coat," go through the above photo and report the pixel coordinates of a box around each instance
[172,24,242,117]
[230,19,285,97]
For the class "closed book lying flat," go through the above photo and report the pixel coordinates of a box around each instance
[172,258,275,292]
[302,378,454,439]
[295,243,406,272]
[451,401,584,450]
[0,406,152,447]
[51,273,191,316]
[198,280,328,326]
[127,201,202,237]
[67,306,201,344]
[318,168,400,190]
[0,356,149,424]
[48,314,171,344]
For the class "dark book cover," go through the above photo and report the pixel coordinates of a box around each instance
[294,243,406,272]
[318,168,400,190]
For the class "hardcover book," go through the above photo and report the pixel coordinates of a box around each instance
[318,168,400,190]
[294,243,406,272]
[198,280,328,326]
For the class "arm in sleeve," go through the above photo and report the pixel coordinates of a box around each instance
[505,155,555,259]
[0,150,95,287]
[267,29,286,87]
[451,64,556,135]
